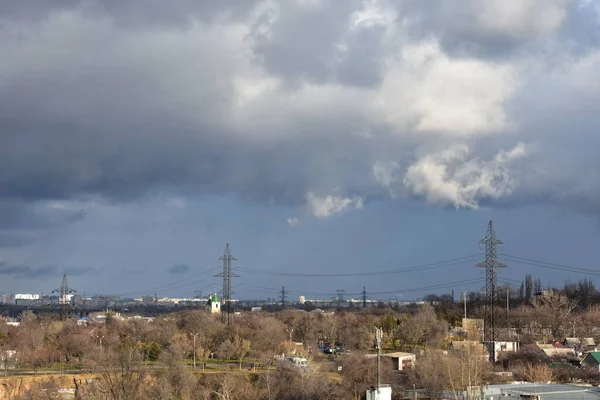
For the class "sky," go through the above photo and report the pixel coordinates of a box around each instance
[0,0,599,301]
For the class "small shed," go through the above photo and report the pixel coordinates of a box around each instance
[382,352,416,371]
[581,352,600,371]
[365,352,416,370]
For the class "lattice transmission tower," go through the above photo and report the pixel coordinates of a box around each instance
[476,220,507,363]
[214,243,239,325]
[336,289,345,307]
[52,274,77,321]
[280,286,287,310]
[362,286,368,308]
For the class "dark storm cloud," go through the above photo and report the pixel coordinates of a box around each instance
[0,233,33,248]
[0,0,260,26]
[63,266,99,276]
[250,0,384,85]
[0,262,56,279]
[558,2,600,55]
[0,262,97,280]
[399,0,574,59]
[336,24,387,87]
[168,264,190,275]
[0,0,598,216]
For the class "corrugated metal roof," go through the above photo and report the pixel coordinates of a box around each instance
[484,383,600,400]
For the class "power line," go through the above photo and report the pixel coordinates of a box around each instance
[501,254,600,276]
[110,266,219,297]
[236,254,481,277]
[239,277,485,298]
[366,278,484,295]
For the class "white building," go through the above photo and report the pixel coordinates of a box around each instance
[206,293,221,314]
[483,341,519,361]
[366,385,392,400]
[15,294,40,301]
[365,352,416,371]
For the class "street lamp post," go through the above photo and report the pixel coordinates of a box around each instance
[99,335,104,353]
[286,328,294,342]
[192,333,199,368]
[90,328,104,354]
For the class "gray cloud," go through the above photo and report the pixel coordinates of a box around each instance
[0,262,97,280]
[0,233,34,248]
[0,0,260,27]
[0,0,597,218]
[400,0,572,58]
[168,264,190,275]
[63,267,99,277]
[0,262,56,279]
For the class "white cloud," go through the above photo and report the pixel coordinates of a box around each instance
[376,40,518,136]
[350,0,396,30]
[287,217,300,227]
[473,0,567,39]
[306,192,364,218]
[373,161,400,197]
[403,143,528,209]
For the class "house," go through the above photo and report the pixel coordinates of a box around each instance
[564,337,598,356]
[462,318,484,341]
[581,352,600,371]
[523,343,576,361]
[483,341,519,361]
[451,341,489,360]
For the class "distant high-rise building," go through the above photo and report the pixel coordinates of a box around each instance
[0,294,14,305]
[299,296,306,304]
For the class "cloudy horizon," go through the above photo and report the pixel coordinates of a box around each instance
[0,0,599,299]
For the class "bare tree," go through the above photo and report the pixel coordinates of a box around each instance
[232,332,251,370]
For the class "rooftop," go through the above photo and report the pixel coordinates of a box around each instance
[484,383,600,400]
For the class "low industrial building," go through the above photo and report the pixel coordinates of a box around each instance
[365,352,416,371]
[482,383,600,400]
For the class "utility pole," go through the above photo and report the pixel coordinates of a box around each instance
[506,287,510,339]
[375,327,382,393]
[463,290,467,319]
[476,220,507,363]
[362,287,368,308]
[214,243,240,325]
[192,333,199,368]
[280,286,287,310]
[52,274,77,321]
